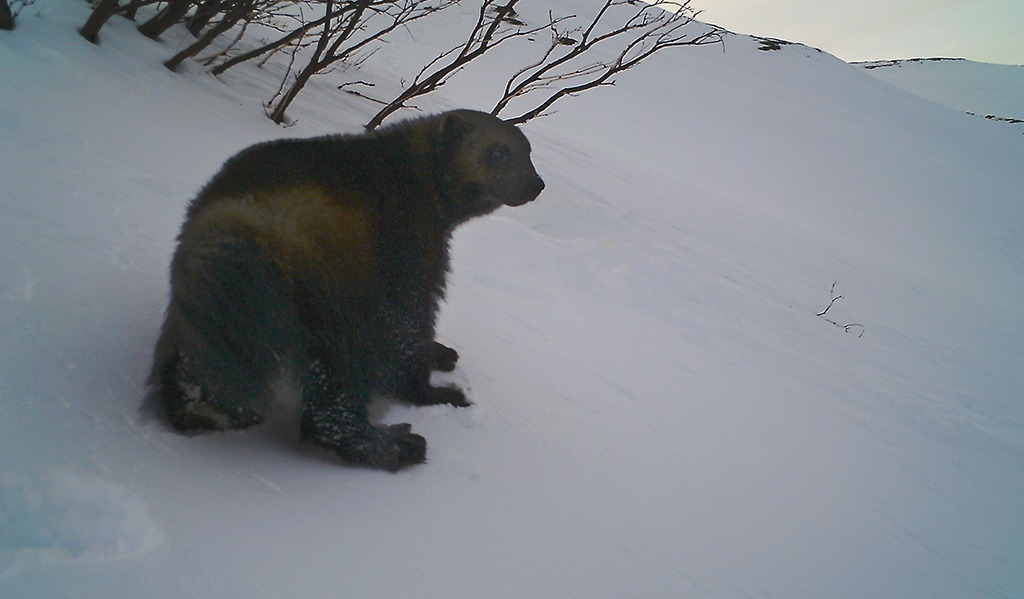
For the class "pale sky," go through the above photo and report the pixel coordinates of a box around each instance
[692,1,1023,65]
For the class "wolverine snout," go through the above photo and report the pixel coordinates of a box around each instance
[522,176,545,204]
[507,176,544,207]
[529,176,545,197]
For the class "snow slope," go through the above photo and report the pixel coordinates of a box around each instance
[2,2,1023,597]
[857,57,1024,128]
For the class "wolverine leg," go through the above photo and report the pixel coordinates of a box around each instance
[428,341,468,405]
[299,358,426,471]
[151,224,297,430]
[159,344,267,430]
[393,345,469,407]
[387,340,467,407]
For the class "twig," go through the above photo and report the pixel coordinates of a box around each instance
[817,281,864,337]
[816,281,843,316]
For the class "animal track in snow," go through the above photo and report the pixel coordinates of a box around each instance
[0,470,163,576]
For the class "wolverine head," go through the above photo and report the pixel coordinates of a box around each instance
[437,110,545,220]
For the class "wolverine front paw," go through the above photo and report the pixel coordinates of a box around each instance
[429,385,470,407]
[334,423,427,472]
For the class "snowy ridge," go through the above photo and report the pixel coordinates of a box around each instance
[2,1,1023,597]
[857,57,968,68]
[856,57,1024,130]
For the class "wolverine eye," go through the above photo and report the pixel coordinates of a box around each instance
[484,144,508,168]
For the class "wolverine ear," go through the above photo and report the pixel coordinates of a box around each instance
[439,112,469,149]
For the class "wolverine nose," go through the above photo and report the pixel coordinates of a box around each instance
[506,176,545,207]
[529,177,545,197]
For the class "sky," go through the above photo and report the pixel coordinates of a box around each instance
[692,0,1024,65]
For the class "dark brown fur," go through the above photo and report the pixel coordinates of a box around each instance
[148,110,543,471]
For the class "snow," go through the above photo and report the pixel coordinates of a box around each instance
[856,58,1024,126]
[2,2,1023,597]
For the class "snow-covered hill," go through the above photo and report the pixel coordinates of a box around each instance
[2,2,1023,597]
[857,57,1024,129]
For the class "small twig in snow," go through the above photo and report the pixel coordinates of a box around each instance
[817,281,864,337]
[816,281,843,317]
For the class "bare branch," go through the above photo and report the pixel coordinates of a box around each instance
[212,1,384,76]
[165,0,260,71]
[268,0,456,124]
[816,281,843,317]
[493,0,723,124]
[817,281,865,337]
[79,0,164,43]
[365,0,557,130]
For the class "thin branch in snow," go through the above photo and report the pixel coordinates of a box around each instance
[817,281,864,337]
[816,281,844,317]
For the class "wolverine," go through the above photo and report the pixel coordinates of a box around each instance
[148,110,544,471]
